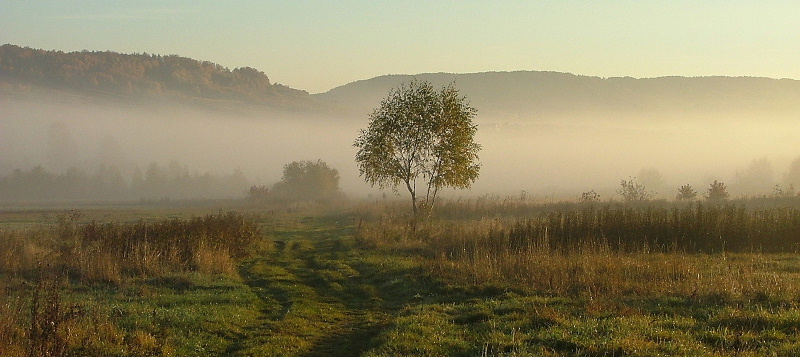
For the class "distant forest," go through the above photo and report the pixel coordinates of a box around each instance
[0,163,248,202]
[0,44,308,104]
[6,44,800,117]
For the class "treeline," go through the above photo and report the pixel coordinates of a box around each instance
[248,160,346,204]
[0,44,307,104]
[0,162,248,202]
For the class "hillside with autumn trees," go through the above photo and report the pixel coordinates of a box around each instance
[0,44,310,107]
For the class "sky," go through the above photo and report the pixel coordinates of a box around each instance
[2,1,799,94]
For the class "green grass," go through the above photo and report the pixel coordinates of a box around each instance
[4,201,800,356]
[361,293,800,356]
[226,225,426,357]
[72,273,264,356]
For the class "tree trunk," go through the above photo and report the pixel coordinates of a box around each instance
[406,179,417,216]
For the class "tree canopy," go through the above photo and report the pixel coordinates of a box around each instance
[354,80,480,215]
[271,160,343,203]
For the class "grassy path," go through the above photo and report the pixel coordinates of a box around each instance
[216,214,800,357]
[221,214,427,357]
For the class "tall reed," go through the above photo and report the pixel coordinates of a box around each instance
[0,211,262,283]
[356,201,800,301]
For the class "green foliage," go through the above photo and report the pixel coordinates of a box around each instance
[354,80,480,215]
[271,160,344,203]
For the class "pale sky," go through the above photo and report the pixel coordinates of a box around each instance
[1,1,799,93]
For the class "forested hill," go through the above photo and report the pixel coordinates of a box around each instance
[0,44,309,107]
[4,44,800,118]
[316,71,800,119]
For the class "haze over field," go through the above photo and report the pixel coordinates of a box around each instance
[2,2,800,202]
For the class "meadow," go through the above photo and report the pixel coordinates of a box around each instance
[3,197,800,356]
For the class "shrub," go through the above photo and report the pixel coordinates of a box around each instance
[580,190,601,203]
[271,160,344,203]
[618,178,652,202]
[772,184,796,198]
[676,184,697,200]
[706,180,729,202]
[248,185,270,200]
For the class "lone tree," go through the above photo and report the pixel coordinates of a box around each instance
[705,180,729,202]
[354,80,480,215]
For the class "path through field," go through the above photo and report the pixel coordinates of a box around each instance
[220,215,433,357]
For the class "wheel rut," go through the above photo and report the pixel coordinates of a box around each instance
[221,218,410,357]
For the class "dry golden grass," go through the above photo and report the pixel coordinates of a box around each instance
[192,242,237,275]
[357,212,800,302]
[0,211,260,284]
[0,297,26,357]
[0,229,50,278]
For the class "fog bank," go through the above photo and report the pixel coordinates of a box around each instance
[2,91,799,202]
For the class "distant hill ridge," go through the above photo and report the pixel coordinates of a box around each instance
[0,44,309,107]
[316,71,800,118]
[3,44,800,118]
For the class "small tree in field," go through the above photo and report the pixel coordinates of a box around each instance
[783,156,800,188]
[271,160,343,202]
[773,184,796,198]
[676,184,697,200]
[248,185,270,200]
[618,177,652,203]
[354,80,480,216]
[580,190,601,203]
[705,180,729,202]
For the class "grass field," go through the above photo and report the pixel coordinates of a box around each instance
[3,199,800,356]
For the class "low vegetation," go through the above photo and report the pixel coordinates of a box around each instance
[354,199,800,356]
[3,198,800,356]
[0,210,263,356]
[1,210,260,283]
[358,200,800,295]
